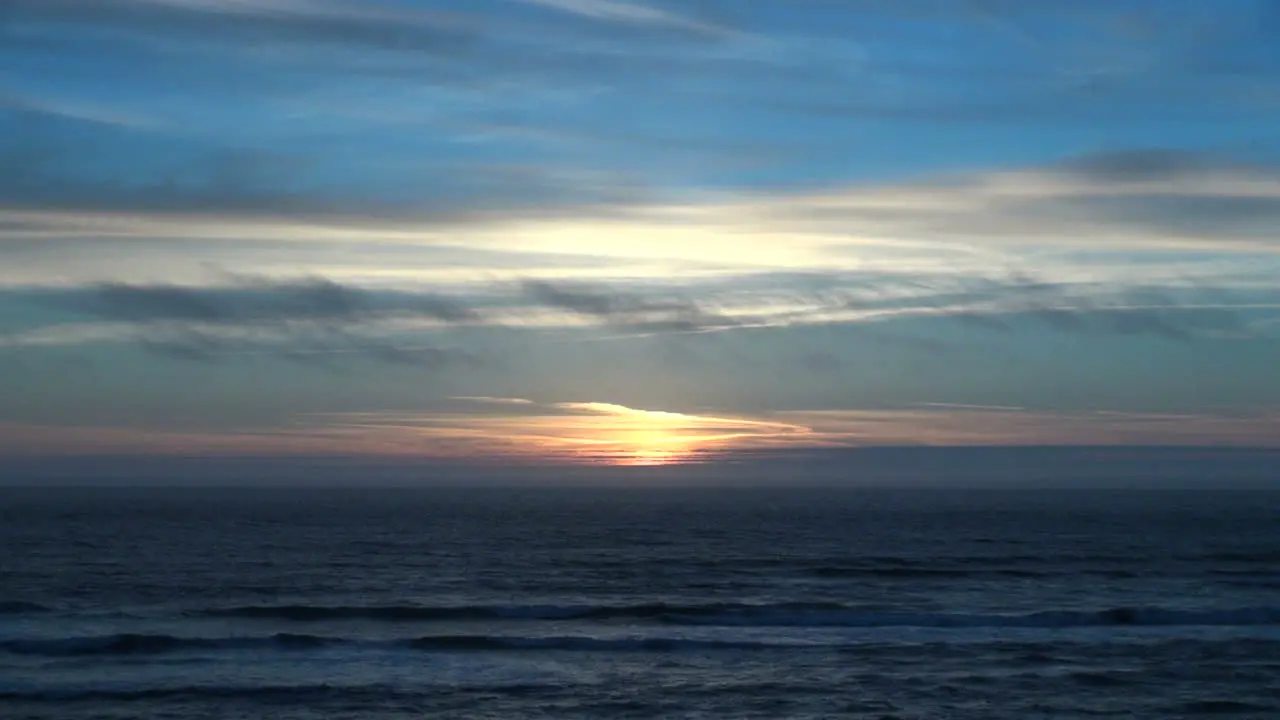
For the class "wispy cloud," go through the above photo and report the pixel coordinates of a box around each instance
[0,89,159,129]
[2,0,475,54]
[515,0,737,37]
[775,408,1280,448]
[7,148,1280,265]
[4,0,1278,466]
[300,403,1280,461]
[3,262,1275,366]
[2,275,483,366]
[452,396,535,405]
[521,280,743,334]
[4,402,1276,460]
[914,402,1026,412]
[722,148,1280,252]
[77,276,479,324]
[315,400,811,464]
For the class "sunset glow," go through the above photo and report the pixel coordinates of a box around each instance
[6,404,1278,466]
[501,402,807,465]
[3,0,1280,472]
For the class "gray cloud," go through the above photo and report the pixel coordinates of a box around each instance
[0,0,475,55]
[740,147,1280,249]
[135,323,477,369]
[520,279,742,334]
[978,287,1248,342]
[0,232,648,289]
[515,270,1257,342]
[0,264,1270,388]
[7,264,1266,352]
[0,130,653,225]
[8,143,1246,261]
[73,277,478,325]
[1073,194,1280,240]
[0,141,337,217]
[1058,148,1235,183]
[826,266,1259,341]
[8,275,482,367]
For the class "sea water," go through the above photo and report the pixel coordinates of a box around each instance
[2,487,1279,718]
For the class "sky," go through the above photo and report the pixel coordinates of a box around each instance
[2,0,1279,477]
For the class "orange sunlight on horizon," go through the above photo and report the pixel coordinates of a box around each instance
[537,403,809,466]
[283,400,817,466]
[5,405,1279,460]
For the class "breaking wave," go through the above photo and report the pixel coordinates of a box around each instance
[194,602,1280,628]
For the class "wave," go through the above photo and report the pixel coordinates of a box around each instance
[1174,700,1278,714]
[195,602,1280,628]
[196,601,850,623]
[806,567,1053,579]
[7,618,1280,661]
[0,683,415,704]
[500,603,1250,627]
[0,632,781,658]
[1218,573,1280,586]
[405,635,776,652]
[1202,551,1280,563]
[665,605,1280,628]
[0,601,50,615]
[0,633,337,657]
[797,551,1280,569]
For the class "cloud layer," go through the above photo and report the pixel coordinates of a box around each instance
[3,1,1279,459]
[4,402,1277,462]
[4,258,1274,363]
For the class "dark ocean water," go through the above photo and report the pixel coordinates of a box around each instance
[2,487,1280,719]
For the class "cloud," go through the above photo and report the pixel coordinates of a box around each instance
[9,275,483,367]
[8,140,1280,269]
[452,396,535,405]
[4,264,1267,364]
[0,141,339,218]
[316,400,1280,464]
[775,408,1280,448]
[726,148,1280,249]
[132,324,477,369]
[520,279,742,334]
[1058,148,1235,183]
[79,276,478,324]
[516,0,737,37]
[755,0,1280,124]
[513,267,1268,342]
[1,0,475,55]
[9,401,1274,462]
[317,400,813,464]
[915,402,1026,411]
[0,90,158,129]
[844,271,1259,341]
[10,145,1278,259]
[0,126,656,227]
[4,145,1278,354]
[552,401,805,432]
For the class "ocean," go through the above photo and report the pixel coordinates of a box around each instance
[2,487,1279,719]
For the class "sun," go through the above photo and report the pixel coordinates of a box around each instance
[605,429,696,466]
[615,447,684,466]
[431,400,797,466]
